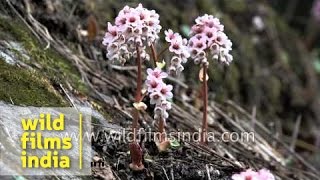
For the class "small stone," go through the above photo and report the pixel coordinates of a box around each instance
[93,156,102,162]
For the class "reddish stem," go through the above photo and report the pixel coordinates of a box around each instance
[129,45,144,171]
[129,142,143,170]
[200,64,208,144]
[132,45,142,142]
[159,116,165,143]
[157,45,169,60]
[150,43,158,67]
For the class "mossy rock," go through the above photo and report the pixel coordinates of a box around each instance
[0,14,89,106]
[0,59,67,106]
[0,16,88,94]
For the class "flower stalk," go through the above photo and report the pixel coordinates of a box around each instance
[129,45,144,171]
[157,45,169,60]
[157,115,170,151]
[159,115,165,143]
[150,43,158,67]
[188,14,233,145]
[132,45,142,141]
[200,64,208,144]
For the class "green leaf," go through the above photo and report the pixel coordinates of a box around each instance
[180,25,191,37]
[169,138,181,149]
[144,153,154,163]
[156,60,166,69]
[314,59,320,73]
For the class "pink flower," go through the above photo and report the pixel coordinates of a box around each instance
[146,76,164,93]
[180,50,190,63]
[257,169,275,180]
[154,106,164,119]
[107,43,119,53]
[232,169,275,180]
[126,11,141,27]
[209,17,224,31]
[232,169,259,180]
[170,56,182,65]
[102,23,118,46]
[154,101,172,119]
[195,14,210,25]
[154,108,169,120]
[188,14,232,66]
[215,31,228,46]
[189,35,207,51]
[194,14,224,31]
[150,91,164,105]
[164,29,189,75]
[145,67,173,119]
[115,6,129,26]
[160,101,172,110]
[147,68,168,80]
[191,24,205,34]
[135,3,149,20]
[169,38,184,55]
[102,4,161,63]
[160,84,173,99]
[165,29,179,43]
[210,43,219,55]
[169,66,176,74]
[204,26,217,41]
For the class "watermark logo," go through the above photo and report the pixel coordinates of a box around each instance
[84,127,255,144]
[0,107,92,176]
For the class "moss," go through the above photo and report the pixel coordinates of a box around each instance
[221,0,247,13]
[0,59,67,106]
[0,16,88,94]
[196,0,217,14]
[225,64,240,97]
[266,77,281,107]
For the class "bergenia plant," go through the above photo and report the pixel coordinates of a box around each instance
[102,4,189,170]
[188,14,233,144]
[232,169,275,180]
[102,4,161,171]
[103,3,233,171]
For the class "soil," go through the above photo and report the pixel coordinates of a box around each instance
[92,129,238,180]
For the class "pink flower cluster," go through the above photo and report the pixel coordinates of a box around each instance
[145,68,172,120]
[232,169,275,180]
[102,4,161,64]
[164,29,190,75]
[188,14,233,65]
[312,0,320,22]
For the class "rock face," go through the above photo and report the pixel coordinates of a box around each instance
[0,102,83,176]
